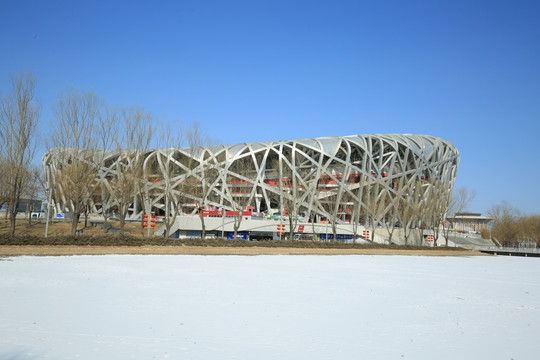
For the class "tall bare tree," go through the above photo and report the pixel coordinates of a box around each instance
[49,90,107,236]
[193,160,219,240]
[0,73,39,234]
[345,174,367,242]
[383,178,405,244]
[183,121,218,240]
[156,122,182,238]
[155,119,208,239]
[319,187,341,241]
[268,156,307,241]
[22,165,44,224]
[94,107,118,228]
[0,159,9,217]
[108,106,153,231]
[425,179,452,246]
[363,180,392,242]
[227,158,255,240]
[395,178,419,245]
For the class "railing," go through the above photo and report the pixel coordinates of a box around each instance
[477,246,540,255]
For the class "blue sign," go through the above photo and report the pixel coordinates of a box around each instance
[228,232,247,240]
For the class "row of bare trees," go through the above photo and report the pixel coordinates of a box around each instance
[0,72,212,236]
[264,164,476,245]
[46,89,209,236]
[487,202,540,246]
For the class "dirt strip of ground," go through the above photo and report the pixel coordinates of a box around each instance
[0,245,487,257]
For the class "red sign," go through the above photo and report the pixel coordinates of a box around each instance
[298,225,304,233]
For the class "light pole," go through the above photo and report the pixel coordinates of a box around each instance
[44,188,52,238]
[221,208,225,239]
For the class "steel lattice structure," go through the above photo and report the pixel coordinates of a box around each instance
[43,134,459,226]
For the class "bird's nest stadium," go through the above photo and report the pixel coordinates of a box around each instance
[43,134,459,242]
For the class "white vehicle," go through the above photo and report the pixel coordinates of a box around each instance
[31,212,44,219]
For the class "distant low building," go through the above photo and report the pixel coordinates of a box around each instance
[446,212,493,232]
[16,199,43,214]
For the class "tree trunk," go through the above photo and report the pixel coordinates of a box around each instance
[164,221,171,239]
[71,213,80,236]
[288,216,294,241]
[199,211,206,240]
[8,185,19,235]
[310,211,318,241]
[119,204,128,230]
[84,209,89,228]
[233,216,242,240]
[9,209,16,235]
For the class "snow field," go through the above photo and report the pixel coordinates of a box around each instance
[1,255,539,360]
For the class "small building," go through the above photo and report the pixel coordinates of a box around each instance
[1,200,43,214]
[18,199,43,213]
[446,212,493,233]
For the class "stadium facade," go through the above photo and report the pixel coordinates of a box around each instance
[43,134,459,241]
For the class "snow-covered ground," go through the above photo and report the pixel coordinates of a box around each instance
[1,255,539,360]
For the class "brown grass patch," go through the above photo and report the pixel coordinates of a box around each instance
[0,219,486,257]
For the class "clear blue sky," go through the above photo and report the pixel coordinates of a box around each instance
[2,0,539,215]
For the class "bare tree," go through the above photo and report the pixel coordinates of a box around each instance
[267,157,306,241]
[0,73,39,234]
[488,201,519,246]
[442,186,476,246]
[319,187,341,241]
[93,107,117,229]
[97,173,115,230]
[308,193,320,241]
[449,187,476,217]
[518,215,540,246]
[345,174,367,242]
[425,179,452,246]
[193,161,219,240]
[412,181,432,246]
[227,158,255,240]
[156,120,212,239]
[108,107,153,231]
[155,119,185,238]
[49,90,106,236]
[396,178,421,245]
[161,150,190,239]
[22,165,44,224]
[383,178,405,244]
[184,121,218,240]
[0,158,9,217]
[363,179,392,242]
